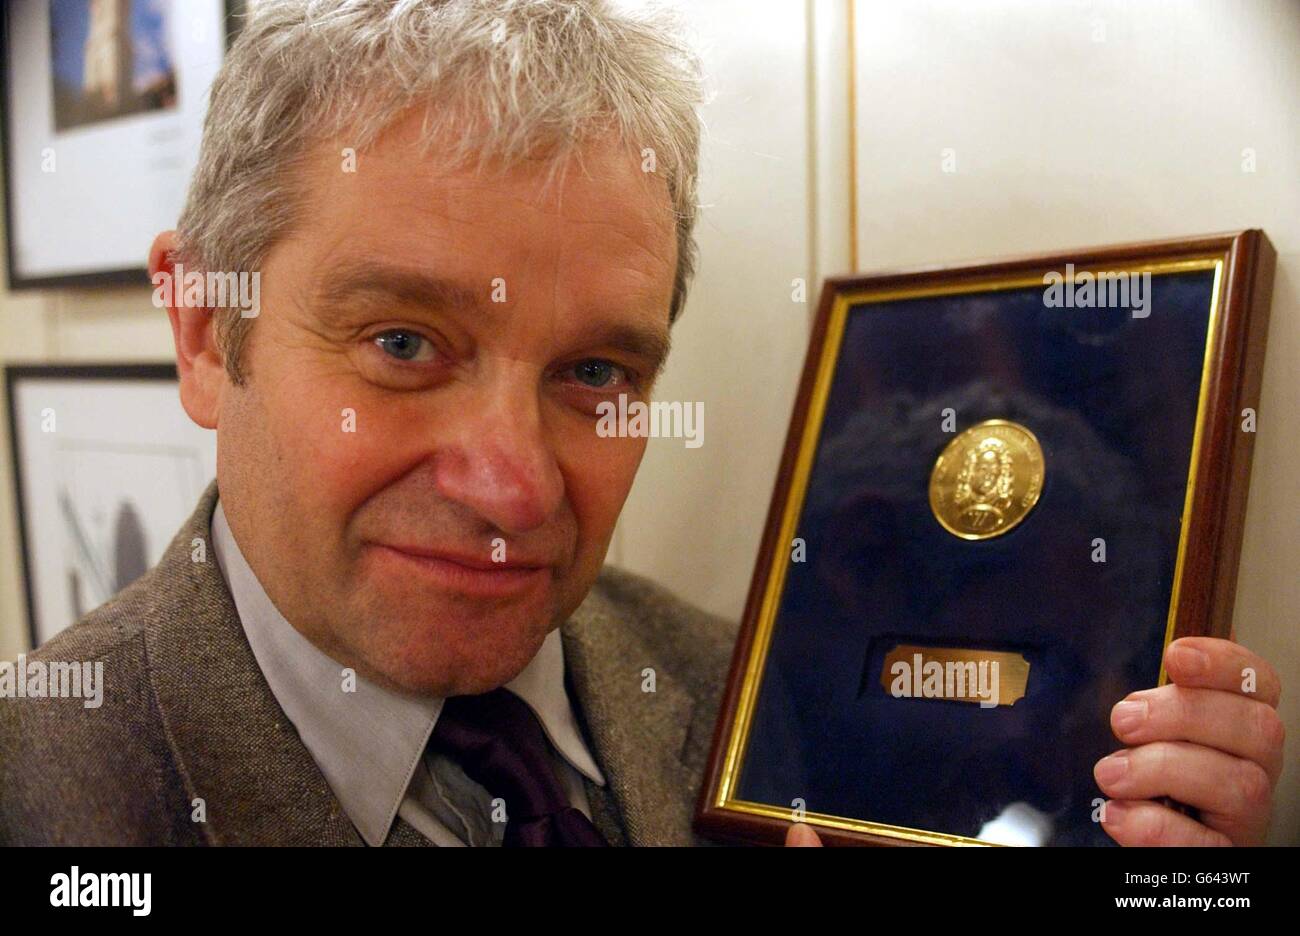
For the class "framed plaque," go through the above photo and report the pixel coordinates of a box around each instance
[696,231,1276,847]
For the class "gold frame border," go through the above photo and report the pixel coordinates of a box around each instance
[714,255,1227,846]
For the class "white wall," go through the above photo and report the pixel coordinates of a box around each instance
[612,0,849,619]
[1,0,1295,844]
[848,0,1300,845]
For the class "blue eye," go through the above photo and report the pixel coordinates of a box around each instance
[572,359,635,389]
[574,360,617,387]
[374,329,432,362]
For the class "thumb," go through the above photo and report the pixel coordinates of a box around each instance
[784,822,823,847]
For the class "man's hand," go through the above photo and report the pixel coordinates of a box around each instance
[1094,636,1285,846]
[785,637,1285,848]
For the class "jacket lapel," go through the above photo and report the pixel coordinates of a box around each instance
[561,583,699,846]
[144,480,699,846]
[142,480,363,845]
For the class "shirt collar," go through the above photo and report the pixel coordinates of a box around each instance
[211,499,604,847]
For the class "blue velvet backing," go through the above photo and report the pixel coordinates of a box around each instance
[736,270,1216,846]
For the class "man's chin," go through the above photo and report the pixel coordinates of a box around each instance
[377,655,543,699]
[350,612,557,697]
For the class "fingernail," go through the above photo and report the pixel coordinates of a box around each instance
[1172,643,1208,676]
[787,823,820,847]
[1113,699,1148,733]
[1095,752,1129,785]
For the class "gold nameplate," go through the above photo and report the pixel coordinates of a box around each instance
[880,644,1030,708]
[929,419,1044,540]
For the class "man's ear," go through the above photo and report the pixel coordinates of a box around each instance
[149,231,225,429]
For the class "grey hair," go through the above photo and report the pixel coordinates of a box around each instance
[174,0,705,384]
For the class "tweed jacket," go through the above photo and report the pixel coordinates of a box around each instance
[0,480,737,846]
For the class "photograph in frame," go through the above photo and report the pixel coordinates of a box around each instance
[6,363,218,648]
[1,0,237,288]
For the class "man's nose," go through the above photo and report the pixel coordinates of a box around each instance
[431,385,565,536]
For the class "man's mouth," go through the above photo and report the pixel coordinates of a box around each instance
[365,541,551,597]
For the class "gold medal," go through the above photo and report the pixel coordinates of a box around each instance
[929,419,1044,540]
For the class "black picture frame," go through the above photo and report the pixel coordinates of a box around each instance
[1,1,244,290]
[5,362,221,649]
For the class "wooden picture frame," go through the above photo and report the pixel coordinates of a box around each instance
[695,231,1276,847]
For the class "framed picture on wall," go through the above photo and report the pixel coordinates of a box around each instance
[5,363,218,648]
[695,231,1276,847]
[0,0,243,289]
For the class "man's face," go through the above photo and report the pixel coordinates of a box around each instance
[213,112,677,696]
[976,451,999,494]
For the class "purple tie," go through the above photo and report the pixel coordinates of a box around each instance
[428,687,608,847]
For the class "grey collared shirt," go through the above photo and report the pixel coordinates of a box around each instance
[210,500,605,846]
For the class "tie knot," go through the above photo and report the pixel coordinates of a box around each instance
[428,688,607,846]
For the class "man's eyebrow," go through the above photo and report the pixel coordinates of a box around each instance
[314,259,672,376]
[589,323,672,380]
[314,261,484,312]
